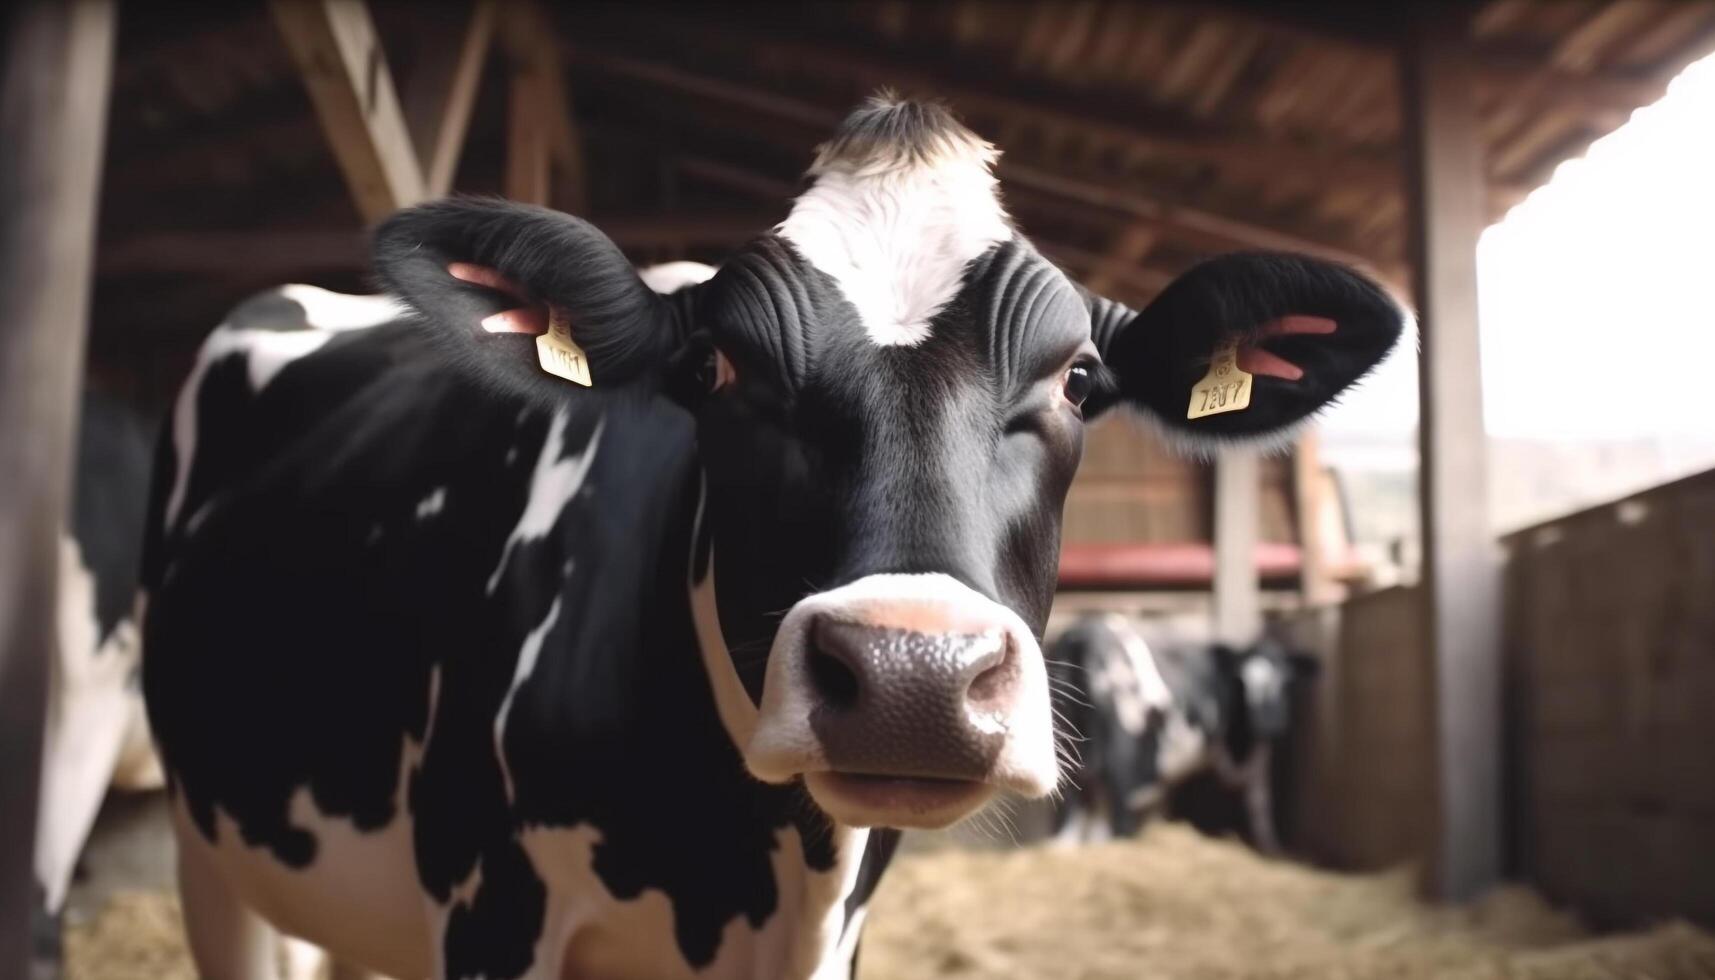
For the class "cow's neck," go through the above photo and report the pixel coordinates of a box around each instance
[542,457,883,977]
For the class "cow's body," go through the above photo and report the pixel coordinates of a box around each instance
[144,280,896,979]
[141,96,1404,980]
[1048,614,1313,851]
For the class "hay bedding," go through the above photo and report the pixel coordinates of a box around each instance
[65,825,1715,980]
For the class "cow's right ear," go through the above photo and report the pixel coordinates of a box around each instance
[372,198,683,408]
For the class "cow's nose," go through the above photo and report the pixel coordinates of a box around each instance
[804,617,1018,781]
[744,573,1059,826]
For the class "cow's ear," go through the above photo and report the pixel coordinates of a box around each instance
[372,197,684,408]
[1083,253,1408,445]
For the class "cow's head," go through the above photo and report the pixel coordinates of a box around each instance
[373,96,1405,830]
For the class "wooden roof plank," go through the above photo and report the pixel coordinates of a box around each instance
[591,9,1401,188]
[565,44,1399,283]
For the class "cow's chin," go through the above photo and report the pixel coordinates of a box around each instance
[802,771,996,830]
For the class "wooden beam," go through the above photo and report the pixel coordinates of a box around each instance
[1400,6,1502,903]
[1292,430,1338,605]
[496,2,586,213]
[272,0,426,222]
[0,2,115,972]
[1034,241,1174,299]
[398,0,495,197]
[99,215,778,276]
[1213,450,1262,645]
[1082,222,1158,296]
[678,155,799,201]
[506,64,551,205]
[1204,1,1684,120]
[564,46,1402,286]
[576,11,1401,189]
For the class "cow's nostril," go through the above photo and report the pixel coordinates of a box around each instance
[807,646,861,710]
[966,637,1017,707]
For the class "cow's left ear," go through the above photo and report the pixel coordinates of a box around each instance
[1083,252,1408,443]
[372,197,690,409]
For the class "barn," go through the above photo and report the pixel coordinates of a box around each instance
[4,2,1715,978]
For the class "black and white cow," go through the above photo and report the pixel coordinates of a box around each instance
[34,391,161,947]
[140,96,1404,979]
[1047,613,1318,852]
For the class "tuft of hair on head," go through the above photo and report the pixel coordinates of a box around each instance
[809,90,1000,179]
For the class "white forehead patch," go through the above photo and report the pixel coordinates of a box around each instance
[777,99,1010,347]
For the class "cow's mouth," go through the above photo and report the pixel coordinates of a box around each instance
[804,771,994,829]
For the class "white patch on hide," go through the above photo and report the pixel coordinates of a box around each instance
[687,478,759,749]
[168,760,432,980]
[278,284,406,331]
[516,820,863,980]
[414,487,447,521]
[35,535,148,911]
[494,597,562,802]
[164,287,402,531]
[487,412,603,594]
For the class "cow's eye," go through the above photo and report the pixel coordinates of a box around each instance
[1062,364,1094,408]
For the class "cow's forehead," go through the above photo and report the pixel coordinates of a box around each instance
[774,96,1012,349]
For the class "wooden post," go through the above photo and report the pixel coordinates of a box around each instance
[506,66,551,206]
[1293,430,1337,605]
[497,2,586,213]
[1401,6,1502,901]
[0,0,116,971]
[1213,449,1261,645]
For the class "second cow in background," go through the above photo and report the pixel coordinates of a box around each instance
[1048,613,1318,853]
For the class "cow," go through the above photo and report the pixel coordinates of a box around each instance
[1047,613,1318,853]
[32,390,162,971]
[139,94,1405,980]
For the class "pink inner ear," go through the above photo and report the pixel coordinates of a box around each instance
[1237,315,1338,381]
[1259,314,1337,338]
[448,262,548,335]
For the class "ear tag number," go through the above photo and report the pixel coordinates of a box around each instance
[1187,343,1252,420]
[536,306,592,387]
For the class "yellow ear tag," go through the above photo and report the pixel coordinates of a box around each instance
[1187,342,1252,420]
[535,305,592,387]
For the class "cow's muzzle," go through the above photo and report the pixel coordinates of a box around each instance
[744,573,1058,829]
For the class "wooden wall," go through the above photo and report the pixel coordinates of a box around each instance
[1282,466,1715,928]
[1503,468,1715,927]
[1278,586,1436,871]
[1064,413,1297,546]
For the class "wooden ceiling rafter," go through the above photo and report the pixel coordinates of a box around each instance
[495,1,587,213]
[581,7,1404,190]
[98,212,783,277]
[1083,222,1160,296]
[271,0,428,222]
[272,0,589,220]
[1199,0,1715,207]
[399,0,495,199]
[562,45,1401,290]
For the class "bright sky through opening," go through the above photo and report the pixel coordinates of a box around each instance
[1319,48,1715,443]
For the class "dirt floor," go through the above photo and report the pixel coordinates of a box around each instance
[63,818,1715,980]
[861,824,1715,980]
